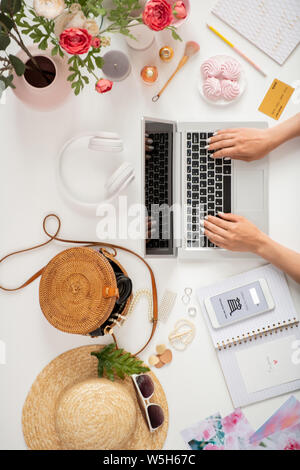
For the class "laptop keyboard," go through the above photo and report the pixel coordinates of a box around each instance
[185,132,232,248]
[145,132,172,251]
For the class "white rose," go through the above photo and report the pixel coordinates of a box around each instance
[84,19,99,37]
[54,10,86,37]
[34,0,65,19]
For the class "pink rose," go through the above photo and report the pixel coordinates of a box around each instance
[143,0,173,31]
[95,79,113,94]
[91,37,101,49]
[60,28,92,55]
[173,1,187,19]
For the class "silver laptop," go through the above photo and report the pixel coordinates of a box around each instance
[142,118,269,259]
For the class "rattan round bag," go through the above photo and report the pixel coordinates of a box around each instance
[39,247,132,335]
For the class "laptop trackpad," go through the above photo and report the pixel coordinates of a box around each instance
[235,170,264,212]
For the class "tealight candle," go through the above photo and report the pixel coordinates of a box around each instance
[141,66,158,85]
[125,20,155,51]
[102,50,131,82]
[159,46,174,62]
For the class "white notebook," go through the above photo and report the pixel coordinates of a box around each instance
[212,0,300,65]
[197,265,300,407]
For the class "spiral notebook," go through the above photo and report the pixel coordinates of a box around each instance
[212,0,300,65]
[197,265,300,407]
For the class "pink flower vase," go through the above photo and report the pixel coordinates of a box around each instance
[12,46,72,111]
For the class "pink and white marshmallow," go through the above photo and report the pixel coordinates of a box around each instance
[221,79,240,101]
[221,59,241,81]
[201,58,221,79]
[203,77,222,101]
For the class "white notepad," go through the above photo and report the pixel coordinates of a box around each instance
[212,0,300,65]
[197,265,300,407]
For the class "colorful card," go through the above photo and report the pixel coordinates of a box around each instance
[250,396,300,444]
[222,409,262,450]
[181,413,225,450]
[258,79,294,120]
[235,335,300,394]
[262,422,300,450]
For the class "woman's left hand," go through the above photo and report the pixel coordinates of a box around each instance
[203,212,265,253]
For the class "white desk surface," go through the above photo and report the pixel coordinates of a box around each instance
[1,0,300,450]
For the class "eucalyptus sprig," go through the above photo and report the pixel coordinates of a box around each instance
[91,343,150,381]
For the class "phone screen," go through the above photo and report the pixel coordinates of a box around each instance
[209,280,271,326]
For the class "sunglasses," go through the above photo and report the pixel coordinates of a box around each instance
[131,374,165,432]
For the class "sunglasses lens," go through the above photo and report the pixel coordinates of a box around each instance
[136,374,154,399]
[148,404,164,430]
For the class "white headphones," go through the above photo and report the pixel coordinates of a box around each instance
[57,131,135,213]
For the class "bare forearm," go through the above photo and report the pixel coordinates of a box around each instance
[268,113,300,150]
[255,234,300,284]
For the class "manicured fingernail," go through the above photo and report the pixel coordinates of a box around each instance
[213,131,219,136]
[204,215,208,220]
[200,220,204,227]
[200,227,205,234]
[204,144,210,149]
[148,145,154,150]
[147,138,153,144]
[146,154,152,160]
[224,157,231,161]
[206,138,211,144]
[218,211,224,216]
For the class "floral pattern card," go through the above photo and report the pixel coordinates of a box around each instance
[250,396,300,445]
[222,409,264,450]
[181,413,225,450]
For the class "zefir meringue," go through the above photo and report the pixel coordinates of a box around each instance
[203,77,222,100]
[221,79,240,101]
[221,59,241,81]
[201,58,221,79]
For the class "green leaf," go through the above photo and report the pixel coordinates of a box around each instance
[0,12,14,29]
[39,37,48,50]
[171,28,182,41]
[94,56,103,69]
[1,0,22,15]
[9,54,25,76]
[91,344,150,381]
[0,31,10,49]
[51,45,58,56]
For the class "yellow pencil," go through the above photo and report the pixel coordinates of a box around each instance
[207,24,267,77]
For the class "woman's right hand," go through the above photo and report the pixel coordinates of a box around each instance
[207,127,273,162]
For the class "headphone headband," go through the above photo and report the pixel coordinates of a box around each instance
[57,132,134,214]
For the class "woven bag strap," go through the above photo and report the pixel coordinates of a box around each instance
[0,214,158,356]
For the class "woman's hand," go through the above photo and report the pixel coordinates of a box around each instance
[145,133,154,160]
[207,127,273,162]
[203,212,266,253]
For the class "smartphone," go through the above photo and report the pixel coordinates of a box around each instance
[204,279,275,329]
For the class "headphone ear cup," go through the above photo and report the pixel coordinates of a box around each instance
[106,162,135,199]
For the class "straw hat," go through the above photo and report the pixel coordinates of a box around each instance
[22,345,169,450]
[39,247,119,335]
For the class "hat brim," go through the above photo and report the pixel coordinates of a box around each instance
[22,345,169,450]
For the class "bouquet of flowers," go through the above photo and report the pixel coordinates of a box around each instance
[0,0,188,96]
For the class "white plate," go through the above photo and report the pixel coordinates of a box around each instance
[198,54,247,106]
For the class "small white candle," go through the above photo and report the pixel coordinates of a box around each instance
[102,50,131,82]
[125,21,155,51]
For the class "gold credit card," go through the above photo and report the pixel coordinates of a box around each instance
[259,79,294,120]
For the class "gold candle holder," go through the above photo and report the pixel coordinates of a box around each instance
[141,66,158,84]
[159,46,174,62]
